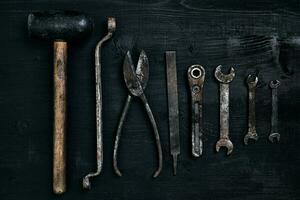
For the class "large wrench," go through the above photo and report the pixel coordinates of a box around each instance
[244,75,258,145]
[187,65,205,157]
[269,80,280,143]
[215,65,235,155]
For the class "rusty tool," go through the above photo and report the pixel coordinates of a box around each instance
[269,80,280,143]
[165,51,180,175]
[113,51,163,178]
[82,17,116,190]
[244,75,258,145]
[28,11,93,194]
[187,65,205,157]
[215,65,235,155]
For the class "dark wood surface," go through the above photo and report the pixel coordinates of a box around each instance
[0,0,300,199]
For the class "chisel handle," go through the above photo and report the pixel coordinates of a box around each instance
[53,41,67,194]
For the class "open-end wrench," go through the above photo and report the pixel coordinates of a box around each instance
[215,65,235,155]
[82,17,116,190]
[244,75,258,145]
[187,65,205,157]
[269,80,280,143]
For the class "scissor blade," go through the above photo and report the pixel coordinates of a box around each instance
[123,51,144,97]
[136,50,149,89]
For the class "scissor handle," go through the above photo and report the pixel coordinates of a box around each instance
[113,95,132,177]
[140,94,163,178]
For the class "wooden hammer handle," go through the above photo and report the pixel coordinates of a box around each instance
[53,41,67,194]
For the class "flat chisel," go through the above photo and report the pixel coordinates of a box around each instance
[165,51,180,175]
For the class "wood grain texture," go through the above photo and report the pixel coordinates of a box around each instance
[53,41,67,194]
[0,0,300,200]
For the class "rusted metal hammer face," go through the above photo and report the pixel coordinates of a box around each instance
[28,11,93,41]
[28,11,93,195]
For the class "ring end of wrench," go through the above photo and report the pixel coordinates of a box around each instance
[269,133,280,143]
[188,65,205,82]
[215,139,233,155]
[244,132,258,145]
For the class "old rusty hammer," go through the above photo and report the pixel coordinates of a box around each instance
[28,11,93,194]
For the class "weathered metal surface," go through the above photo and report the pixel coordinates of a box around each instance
[82,17,116,190]
[113,50,149,176]
[244,74,259,145]
[269,80,280,143]
[113,51,163,178]
[187,65,205,157]
[215,65,235,155]
[165,51,180,175]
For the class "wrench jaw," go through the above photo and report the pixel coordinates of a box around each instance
[269,80,281,89]
[269,132,280,143]
[215,138,233,155]
[243,132,258,145]
[247,74,258,88]
[214,65,235,83]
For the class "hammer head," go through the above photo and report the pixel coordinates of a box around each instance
[28,11,93,41]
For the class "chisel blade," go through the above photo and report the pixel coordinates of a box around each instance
[165,51,180,175]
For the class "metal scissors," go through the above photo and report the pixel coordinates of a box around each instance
[113,50,163,178]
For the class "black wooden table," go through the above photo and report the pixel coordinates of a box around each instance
[0,0,299,199]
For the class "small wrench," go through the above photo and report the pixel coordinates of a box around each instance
[269,80,280,143]
[215,65,235,155]
[187,65,205,157]
[244,75,258,145]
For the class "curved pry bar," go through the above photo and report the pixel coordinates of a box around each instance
[82,17,116,190]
